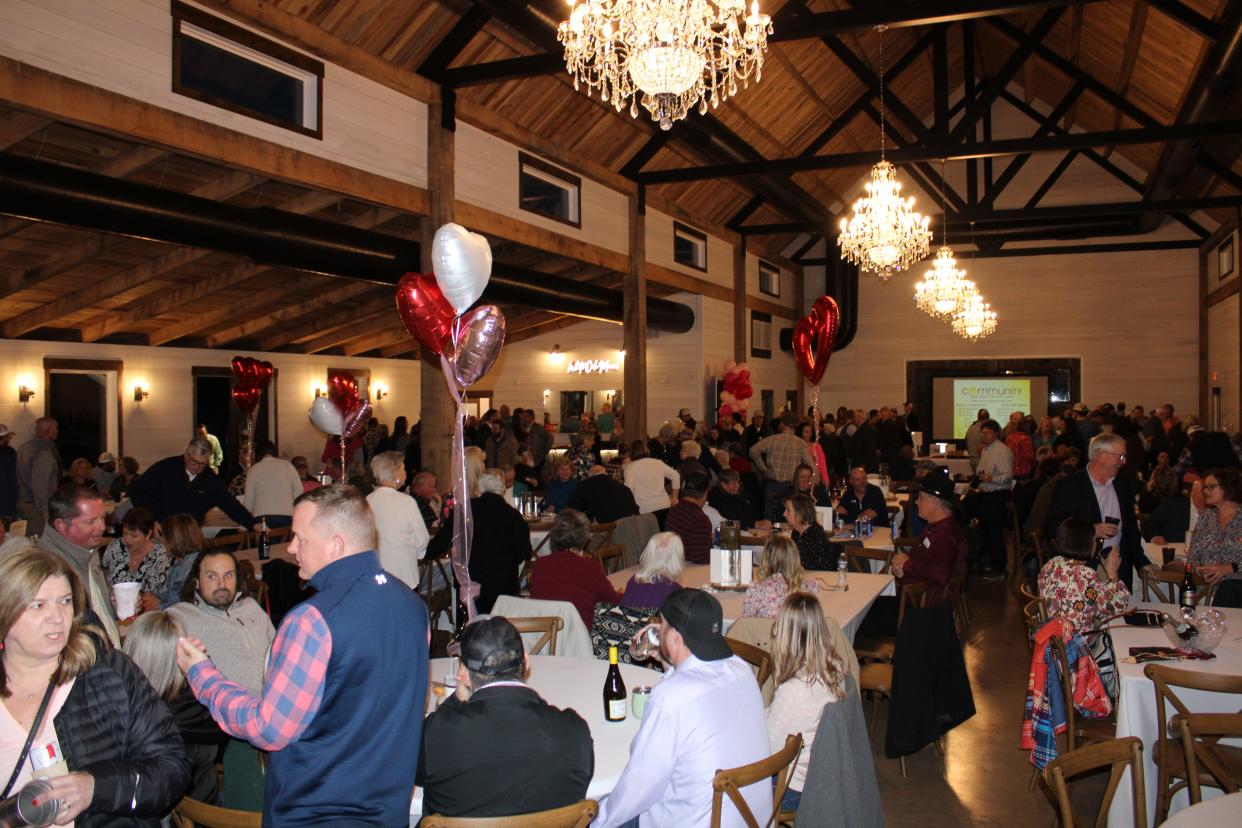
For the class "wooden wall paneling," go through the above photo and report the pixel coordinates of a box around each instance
[1206,298,1239,430]
[454,201,628,273]
[420,97,455,485]
[624,193,647,444]
[645,292,705,429]
[1200,211,1241,428]
[734,239,747,363]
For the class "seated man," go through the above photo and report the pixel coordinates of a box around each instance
[567,465,640,523]
[892,469,969,606]
[417,617,593,819]
[664,471,713,565]
[834,466,890,527]
[1142,481,1203,544]
[707,469,770,530]
[594,589,771,827]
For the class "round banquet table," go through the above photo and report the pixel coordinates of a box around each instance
[1158,791,1242,828]
[410,655,662,821]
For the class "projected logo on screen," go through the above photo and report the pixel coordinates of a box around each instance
[952,378,1031,439]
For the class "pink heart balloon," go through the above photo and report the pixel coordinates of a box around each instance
[341,401,373,440]
[448,305,506,387]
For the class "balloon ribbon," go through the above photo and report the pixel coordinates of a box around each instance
[441,315,481,624]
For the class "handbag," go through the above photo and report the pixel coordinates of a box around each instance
[1085,628,1118,705]
[590,603,662,670]
[1,680,56,800]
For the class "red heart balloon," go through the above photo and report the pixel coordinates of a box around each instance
[327,371,359,415]
[792,296,840,385]
[231,384,261,416]
[396,272,456,357]
[253,360,274,389]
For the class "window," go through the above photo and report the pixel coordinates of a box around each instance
[759,260,781,297]
[673,222,708,271]
[750,310,772,359]
[519,153,581,227]
[172,1,323,138]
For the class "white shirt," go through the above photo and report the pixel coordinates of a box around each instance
[366,486,429,588]
[1090,473,1122,551]
[766,674,837,792]
[977,440,1013,492]
[594,655,771,828]
[243,456,303,517]
[624,458,681,514]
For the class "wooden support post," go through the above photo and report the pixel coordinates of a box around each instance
[794,265,806,418]
[623,194,647,444]
[420,99,457,485]
[734,238,747,362]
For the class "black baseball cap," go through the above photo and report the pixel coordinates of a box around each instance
[659,588,731,661]
[914,467,958,505]
[459,617,525,675]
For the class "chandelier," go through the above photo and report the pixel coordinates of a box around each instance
[915,246,976,318]
[951,292,998,341]
[838,26,930,279]
[557,1,773,131]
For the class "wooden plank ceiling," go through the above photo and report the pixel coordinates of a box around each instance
[0,0,1237,358]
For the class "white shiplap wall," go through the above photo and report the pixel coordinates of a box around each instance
[644,209,733,289]
[1207,296,1240,430]
[454,122,629,255]
[0,0,427,187]
[745,252,796,311]
[0,339,421,470]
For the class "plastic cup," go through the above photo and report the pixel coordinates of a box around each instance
[113,582,140,620]
[631,686,652,720]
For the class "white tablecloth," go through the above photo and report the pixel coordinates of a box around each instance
[1159,791,1242,828]
[929,457,975,477]
[1107,604,1242,828]
[411,655,661,820]
[608,565,894,643]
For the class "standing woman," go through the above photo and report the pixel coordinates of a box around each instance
[783,493,837,571]
[366,451,429,590]
[766,592,848,814]
[799,422,830,487]
[158,514,206,608]
[0,547,189,825]
[101,507,171,614]
[390,416,411,456]
[1187,468,1242,607]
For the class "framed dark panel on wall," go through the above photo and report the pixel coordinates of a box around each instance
[1219,236,1235,281]
[750,310,772,359]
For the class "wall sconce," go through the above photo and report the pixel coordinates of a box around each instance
[374,383,389,401]
[18,384,35,404]
[133,383,150,403]
[542,389,552,406]
[311,382,326,399]
[548,344,565,364]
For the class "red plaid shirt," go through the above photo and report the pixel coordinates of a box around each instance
[188,603,333,751]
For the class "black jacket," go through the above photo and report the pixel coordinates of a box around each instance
[0,444,16,517]
[427,492,532,613]
[129,455,255,527]
[417,684,592,818]
[707,487,759,528]
[566,474,639,523]
[885,604,975,759]
[1142,494,1193,543]
[56,646,191,826]
[1043,469,1146,575]
[849,423,879,472]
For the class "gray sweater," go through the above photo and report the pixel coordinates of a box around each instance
[795,676,884,828]
[168,595,274,695]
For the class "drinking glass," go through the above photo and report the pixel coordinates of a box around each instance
[720,520,741,551]
[628,624,660,662]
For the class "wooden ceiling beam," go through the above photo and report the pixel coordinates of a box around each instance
[0,170,261,335]
[76,191,341,342]
[418,6,491,77]
[1107,2,1150,151]
[340,325,411,357]
[290,300,396,354]
[147,278,304,346]
[211,281,380,348]
[506,314,588,344]
[1144,0,1223,41]
[0,56,429,215]
[0,111,49,149]
[259,294,392,352]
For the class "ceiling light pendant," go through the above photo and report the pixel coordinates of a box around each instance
[914,160,975,318]
[558,1,773,131]
[951,292,998,341]
[838,25,930,279]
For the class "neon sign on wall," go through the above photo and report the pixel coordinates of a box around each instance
[566,359,620,375]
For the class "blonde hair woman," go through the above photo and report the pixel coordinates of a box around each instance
[366,451,429,590]
[621,532,685,608]
[0,548,189,823]
[741,535,819,618]
[767,592,847,813]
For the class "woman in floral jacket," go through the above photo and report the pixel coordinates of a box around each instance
[1037,517,1130,633]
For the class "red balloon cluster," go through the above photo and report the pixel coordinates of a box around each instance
[395,272,456,356]
[326,371,373,440]
[230,356,273,416]
[792,296,840,385]
[718,360,754,425]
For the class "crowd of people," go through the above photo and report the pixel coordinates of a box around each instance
[1,393,1240,825]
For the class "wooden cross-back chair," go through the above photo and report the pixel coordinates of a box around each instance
[1042,737,1146,828]
[591,543,626,575]
[725,637,773,691]
[710,734,803,828]
[1141,567,1215,605]
[420,800,598,828]
[504,615,564,656]
[1171,712,1242,805]
[171,797,261,828]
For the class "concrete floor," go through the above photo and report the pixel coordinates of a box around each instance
[867,579,1098,828]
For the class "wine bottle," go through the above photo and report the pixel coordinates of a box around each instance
[1181,563,1197,608]
[603,645,627,722]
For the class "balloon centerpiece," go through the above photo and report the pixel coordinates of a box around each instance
[718,360,754,427]
[394,223,506,627]
[230,356,274,473]
[792,296,841,422]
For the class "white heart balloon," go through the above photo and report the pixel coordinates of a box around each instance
[431,223,492,314]
[309,396,344,435]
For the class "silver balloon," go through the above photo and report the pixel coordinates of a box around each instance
[431,223,492,314]
[309,396,344,435]
[448,305,506,387]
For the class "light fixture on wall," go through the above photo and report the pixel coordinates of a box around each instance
[18,384,35,404]
[133,383,150,403]
[374,383,389,401]
[548,344,566,364]
[311,382,326,399]
[558,0,773,131]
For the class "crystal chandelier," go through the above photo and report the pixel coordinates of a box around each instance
[951,292,998,341]
[914,161,974,318]
[915,246,976,318]
[557,1,773,131]
[838,26,930,279]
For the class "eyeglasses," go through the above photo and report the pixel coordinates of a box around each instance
[1102,450,1127,462]
[1203,483,1221,491]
